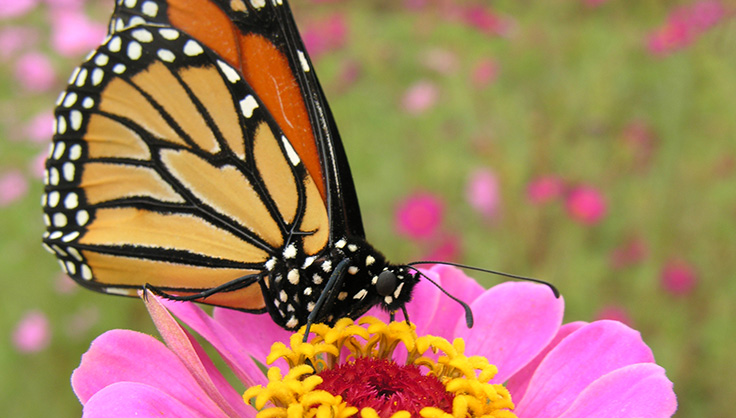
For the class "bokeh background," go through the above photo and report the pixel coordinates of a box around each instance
[2,0,734,416]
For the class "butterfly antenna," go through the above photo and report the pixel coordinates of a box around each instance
[405,266,474,328]
[408,260,560,298]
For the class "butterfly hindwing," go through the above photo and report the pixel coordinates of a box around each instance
[43,23,329,311]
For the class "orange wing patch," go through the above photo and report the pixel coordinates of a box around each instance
[167,0,326,200]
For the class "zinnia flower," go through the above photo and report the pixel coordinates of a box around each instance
[71,266,677,417]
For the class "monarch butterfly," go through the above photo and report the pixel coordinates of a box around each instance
[42,0,437,331]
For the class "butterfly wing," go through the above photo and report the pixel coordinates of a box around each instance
[109,0,366,238]
[42,5,344,311]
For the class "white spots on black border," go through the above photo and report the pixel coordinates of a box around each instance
[297,50,310,72]
[159,28,179,41]
[353,289,368,300]
[287,269,299,285]
[283,243,297,259]
[183,40,203,56]
[239,95,258,119]
[141,1,159,17]
[348,266,358,275]
[281,136,300,166]
[337,292,347,301]
[217,60,241,83]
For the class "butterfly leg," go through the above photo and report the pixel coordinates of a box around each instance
[303,258,351,342]
[144,272,263,302]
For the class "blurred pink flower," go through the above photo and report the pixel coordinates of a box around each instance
[422,233,461,263]
[55,273,79,294]
[65,306,101,339]
[401,80,439,115]
[584,0,610,8]
[526,175,565,205]
[466,168,501,219]
[647,1,727,56]
[404,0,429,10]
[460,4,514,36]
[395,191,444,240]
[622,120,658,170]
[14,51,56,92]
[0,0,38,19]
[610,236,649,269]
[471,58,499,87]
[0,27,39,62]
[50,8,106,57]
[421,48,459,75]
[302,13,348,57]
[12,310,51,353]
[595,305,632,327]
[661,259,698,296]
[565,185,607,225]
[0,169,29,206]
[24,111,54,143]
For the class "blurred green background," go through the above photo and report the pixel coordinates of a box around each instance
[1,0,734,417]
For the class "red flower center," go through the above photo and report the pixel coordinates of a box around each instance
[316,357,454,417]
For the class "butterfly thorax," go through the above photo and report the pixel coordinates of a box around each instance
[261,236,418,330]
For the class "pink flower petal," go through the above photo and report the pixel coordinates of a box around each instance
[506,321,586,400]
[515,320,655,418]
[211,308,293,368]
[160,298,268,387]
[559,364,677,418]
[12,310,51,353]
[50,9,106,57]
[144,292,250,418]
[660,258,698,295]
[72,330,231,418]
[527,175,565,205]
[82,381,210,418]
[24,111,54,143]
[456,282,564,383]
[418,264,485,339]
[0,0,38,19]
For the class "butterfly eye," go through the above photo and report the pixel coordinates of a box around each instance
[376,270,398,297]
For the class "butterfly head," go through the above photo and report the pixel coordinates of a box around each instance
[374,265,419,313]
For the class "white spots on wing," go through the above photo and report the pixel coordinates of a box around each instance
[337,292,348,301]
[124,0,137,7]
[64,192,79,209]
[82,97,95,108]
[62,162,76,182]
[157,49,176,62]
[91,68,104,86]
[53,213,68,227]
[335,239,346,249]
[70,110,83,131]
[128,41,143,60]
[279,290,288,303]
[365,255,375,266]
[62,92,77,108]
[302,256,315,269]
[321,260,332,273]
[217,60,241,83]
[297,50,310,72]
[384,295,393,304]
[281,136,300,166]
[303,287,312,296]
[347,244,358,252]
[94,54,109,66]
[112,64,126,74]
[61,231,80,243]
[159,28,179,41]
[76,210,90,226]
[250,0,266,8]
[307,302,315,312]
[56,115,67,135]
[348,266,358,275]
[67,67,81,85]
[183,40,203,56]
[108,36,122,53]
[48,167,60,186]
[239,95,259,119]
[69,144,82,161]
[47,191,60,207]
[78,264,92,281]
[141,1,159,17]
[353,289,368,300]
[75,68,88,87]
[52,142,66,160]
